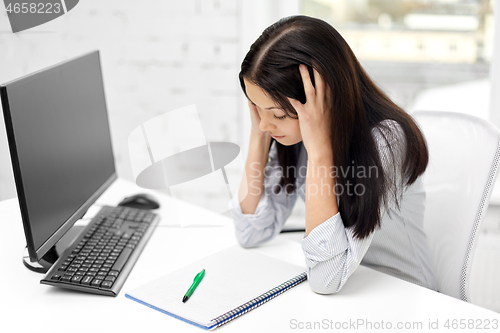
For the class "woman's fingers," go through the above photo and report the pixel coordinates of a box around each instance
[288,97,303,116]
[247,100,262,130]
[292,64,326,119]
[299,64,315,102]
[313,67,325,105]
[299,64,326,106]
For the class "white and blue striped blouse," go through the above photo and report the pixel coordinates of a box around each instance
[229,120,437,294]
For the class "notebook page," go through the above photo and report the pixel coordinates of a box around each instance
[126,245,306,326]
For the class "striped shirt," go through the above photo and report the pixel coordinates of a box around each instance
[230,120,437,294]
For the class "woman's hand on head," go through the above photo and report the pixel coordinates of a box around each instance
[248,100,270,139]
[288,65,332,159]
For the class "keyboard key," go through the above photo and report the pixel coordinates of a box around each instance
[108,271,119,277]
[111,248,133,272]
[61,275,72,282]
[71,275,83,283]
[81,276,93,285]
[91,279,102,287]
[101,281,113,289]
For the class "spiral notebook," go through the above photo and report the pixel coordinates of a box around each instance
[125,244,307,330]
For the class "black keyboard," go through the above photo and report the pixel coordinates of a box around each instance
[41,206,160,296]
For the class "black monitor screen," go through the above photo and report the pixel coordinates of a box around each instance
[1,51,116,261]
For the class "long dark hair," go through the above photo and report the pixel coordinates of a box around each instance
[239,15,428,239]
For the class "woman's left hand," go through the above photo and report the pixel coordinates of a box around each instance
[288,64,332,160]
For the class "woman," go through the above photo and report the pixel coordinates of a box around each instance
[229,15,436,294]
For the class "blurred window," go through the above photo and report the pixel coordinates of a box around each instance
[301,0,494,117]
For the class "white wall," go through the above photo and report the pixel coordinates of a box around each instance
[0,0,301,213]
[0,0,243,212]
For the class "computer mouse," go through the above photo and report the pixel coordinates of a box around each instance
[118,193,160,210]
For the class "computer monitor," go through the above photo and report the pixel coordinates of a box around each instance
[0,51,116,273]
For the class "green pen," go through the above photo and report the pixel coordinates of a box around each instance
[182,269,205,303]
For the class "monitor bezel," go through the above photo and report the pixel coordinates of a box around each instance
[0,50,117,263]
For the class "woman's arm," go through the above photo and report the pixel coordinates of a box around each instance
[304,150,338,236]
[286,65,339,235]
[230,99,300,247]
[231,140,299,248]
[302,216,375,294]
[238,131,271,214]
[284,65,374,294]
[301,120,404,294]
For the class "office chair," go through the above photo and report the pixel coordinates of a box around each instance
[412,111,500,302]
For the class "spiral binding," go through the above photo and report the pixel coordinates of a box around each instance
[211,271,308,329]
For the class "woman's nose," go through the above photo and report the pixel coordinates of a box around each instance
[259,113,277,132]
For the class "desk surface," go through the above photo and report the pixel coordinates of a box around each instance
[1,178,499,333]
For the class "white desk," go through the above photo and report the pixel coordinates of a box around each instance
[1,178,499,333]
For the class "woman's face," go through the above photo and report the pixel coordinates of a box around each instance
[244,79,302,146]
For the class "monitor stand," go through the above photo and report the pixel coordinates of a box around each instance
[23,224,85,273]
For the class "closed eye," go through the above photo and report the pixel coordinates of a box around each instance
[249,100,287,119]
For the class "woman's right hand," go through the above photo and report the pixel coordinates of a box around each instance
[248,100,270,139]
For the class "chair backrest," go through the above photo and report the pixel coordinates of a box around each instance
[413,111,500,302]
